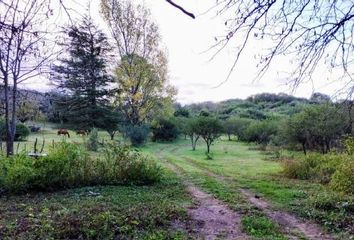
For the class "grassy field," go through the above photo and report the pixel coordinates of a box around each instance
[142,138,354,239]
[1,128,353,239]
[142,138,320,208]
[8,123,122,154]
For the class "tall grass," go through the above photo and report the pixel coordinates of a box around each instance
[0,142,162,193]
[282,153,354,194]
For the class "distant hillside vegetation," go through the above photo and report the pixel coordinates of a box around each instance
[0,87,52,120]
[177,92,331,120]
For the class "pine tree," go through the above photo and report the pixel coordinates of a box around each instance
[52,16,116,130]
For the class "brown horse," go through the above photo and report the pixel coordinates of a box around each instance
[57,129,70,138]
[76,130,88,136]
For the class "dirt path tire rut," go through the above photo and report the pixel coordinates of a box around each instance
[187,185,248,240]
[240,188,333,240]
[180,154,334,240]
[156,148,248,239]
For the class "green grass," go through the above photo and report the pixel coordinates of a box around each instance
[142,140,289,239]
[142,138,354,238]
[10,124,121,154]
[2,128,353,239]
[241,214,287,240]
[0,170,193,239]
[1,128,194,239]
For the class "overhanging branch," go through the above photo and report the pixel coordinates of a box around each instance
[165,0,195,19]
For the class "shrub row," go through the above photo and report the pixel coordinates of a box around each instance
[0,142,162,192]
[282,153,354,194]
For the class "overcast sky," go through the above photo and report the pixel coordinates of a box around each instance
[24,0,346,104]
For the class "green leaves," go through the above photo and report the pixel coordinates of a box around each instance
[193,117,222,154]
[52,16,113,130]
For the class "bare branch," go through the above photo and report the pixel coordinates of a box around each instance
[209,0,354,94]
[165,0,195,19]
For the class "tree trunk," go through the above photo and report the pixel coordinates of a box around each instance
[4,81,14,156]
[325,141,330,154]
[321,143,326,154]
[302,142,307,155]
[109,132,115,140]
[191,136,196,150]
[8,83,17,156]
[228,133,231,141]
[346,101,353,134]
[192,135,199,151]
[206,142,210,153]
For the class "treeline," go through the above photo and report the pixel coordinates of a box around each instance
[151,92,353,155]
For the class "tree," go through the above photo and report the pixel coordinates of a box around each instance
[101,0,176,126]
[174,107,190,118]
[244,120,278,146]
[310,93,331,104]
[0,0,52,155]
[285,104,347,154]
[151,118,178,142]
[209,1,354,91]
[223,117,255,141]
[100,107,122,140]
[123,124,150,147]
[199,110,210,117]
[283,115,310,155]
[174,116,188,139]
[52,16,114,130]
[101,0,161,63]
[114,54,174,125]
[338,100,354,134]
[16,98,41,123]
[233,118,253,141]
[185,118,200,151]
[223,117,238,141]
[45,91,69,124]
[194,117,222,154]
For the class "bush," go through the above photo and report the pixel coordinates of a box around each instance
[28,125,41,133]
[281,158,311,180]
[308,191,343,211]
[282,153,354,194]
[15,123,30,140]
[0,142,162,193]
[33,142,90,189]
[330,158,354,194]
[343,136,354,155]
[86,128,99,151]
[152,118,178,142]
[125,124,150,147]
[281,153,341,182]
[0,154,37,191]
[0,119,30,141]
[98,142,162,185]
[301,191,354,233]
[0,142,90,192]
